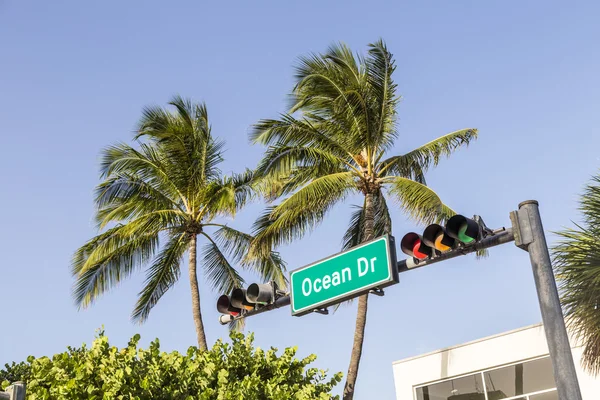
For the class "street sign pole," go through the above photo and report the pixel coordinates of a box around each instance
[513,201,582,400]
[217,200,585,400]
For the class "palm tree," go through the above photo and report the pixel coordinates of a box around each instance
[72,96,286,350]
[553,172,600,374]
[249,40,477,400]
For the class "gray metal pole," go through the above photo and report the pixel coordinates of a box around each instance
[219,295,291,325]
[517,200,582,400]
[5,382,26,400]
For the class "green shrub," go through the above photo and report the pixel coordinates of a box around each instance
[0,361,31,385]
[2,330,341,399]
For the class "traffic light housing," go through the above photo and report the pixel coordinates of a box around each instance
[247,283,275,305]
[400,215,486,261]
[217,281,284,323]
[446,215,480,244]
[422,224,455,251]
[217,294,241,316]
[400,232,432,260]
[230,288,254,310]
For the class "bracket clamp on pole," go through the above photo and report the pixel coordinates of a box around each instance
[510,207,534,251]
[369,287,385,296]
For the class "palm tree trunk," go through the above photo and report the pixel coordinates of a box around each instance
[343,192,375,400]
[188,234,208,350]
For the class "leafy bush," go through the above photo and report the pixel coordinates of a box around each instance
[2,331,341,399]
[0,361,31,385]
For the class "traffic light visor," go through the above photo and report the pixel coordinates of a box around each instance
[217,295,241,316]
[401,232,432,259]
[246,283,274,305]
[422,224,455,252]
[446,215,479,244]
[231,288,254,310]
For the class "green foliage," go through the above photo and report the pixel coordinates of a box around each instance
[14,331,341,399]
[71,96,287,343]
[0,361,31,388]
[249,39,478,256]
[249,39,478,396]
[553,173,600,374]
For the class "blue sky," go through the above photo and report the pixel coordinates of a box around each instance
[1,1,599,398]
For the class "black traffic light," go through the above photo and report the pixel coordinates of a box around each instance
[217,294,241,316]
[247,283,275,305]
[400,232,432,260]
[400,215,485,261]
[230,288,254,310]
[217,281,283,322]
[446,215,480,244]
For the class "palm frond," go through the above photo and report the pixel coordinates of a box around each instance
[379,128,478,177]
[100,142,187,208]
[250,114,352,159]
[200,232,244,295]
[342,192,391,250]
[228,316,246,332]
[249,171,354,257]
[552,173,600,374]
[365,38,399,153]
[272,172,355,217]
[250,202,332,261]
[386,177,455,225]
[291,46,356,115]
[71,225,160,308]
[135,96,225,201]
[95,173,186,229]
[212,225,288,289]
[198,169,256,221]
[131,231,189,323]
[256,145,350,181]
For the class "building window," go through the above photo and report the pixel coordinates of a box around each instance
[414,356,557,400]
[415,373,484,400]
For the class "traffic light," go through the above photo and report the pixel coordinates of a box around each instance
[446,215,480,244]
[400,232,432,260]
[217,294,241,316]
[400,215,485,261]
[230,288,254,310]
[246,283,275,305]
[217,281,284,324]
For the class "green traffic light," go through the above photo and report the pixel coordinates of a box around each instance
[458,223,475,243]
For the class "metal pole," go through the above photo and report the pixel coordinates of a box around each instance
[222,228,516,324]
[5,382,26,400]
[219,294,291,325]
[517,200,582,400]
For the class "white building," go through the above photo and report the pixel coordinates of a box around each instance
[392,323,600,400]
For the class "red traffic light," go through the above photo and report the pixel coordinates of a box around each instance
[400,232,432,260]
[217,295,241,316]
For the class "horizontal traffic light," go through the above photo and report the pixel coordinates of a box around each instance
[400,215,483,260]
[217,295,241,316]
[422,224,455,252]
[400,232,432,260]
[446,215,480,244]
[231,288,254,310]
[217,281,281,321]
[247,283,275,305]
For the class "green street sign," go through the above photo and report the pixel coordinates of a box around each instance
[290,235,399,316]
